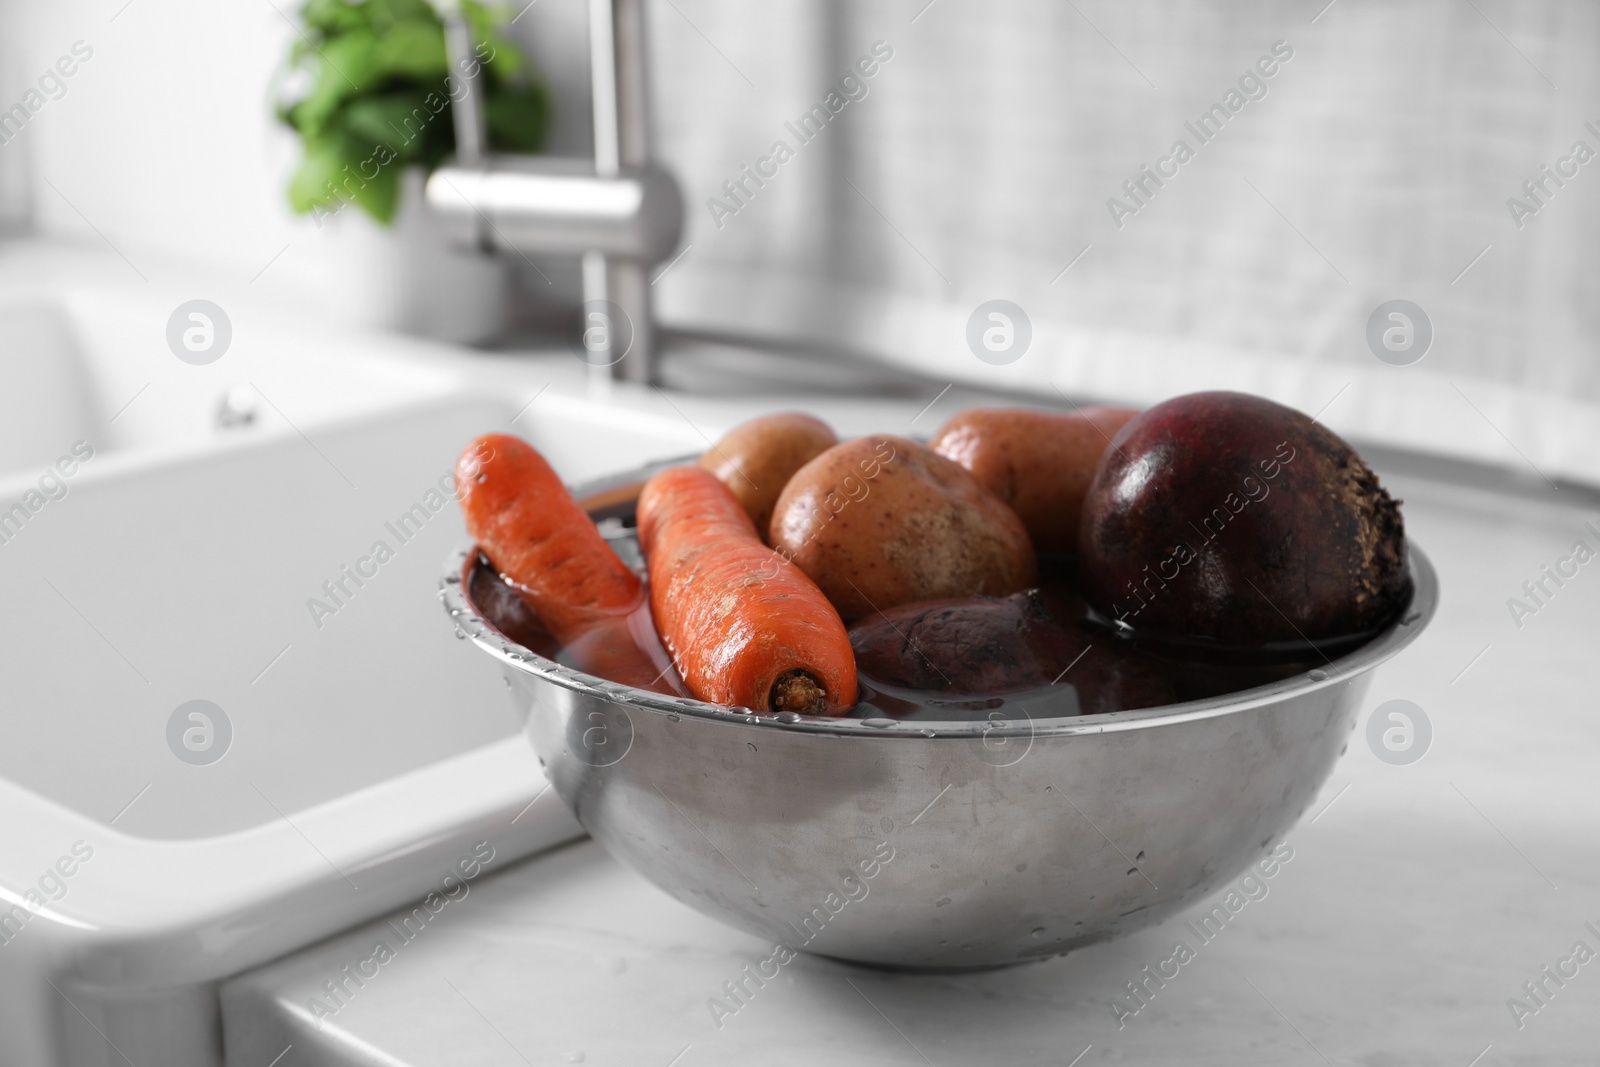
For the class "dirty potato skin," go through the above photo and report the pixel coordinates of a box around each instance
[698,412,839,538]
[768,435,1037,621]
[930,405,1139,553]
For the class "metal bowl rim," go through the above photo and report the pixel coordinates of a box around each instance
[440,528,1438,739]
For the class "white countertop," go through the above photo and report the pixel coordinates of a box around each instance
[219,448,1600,1065]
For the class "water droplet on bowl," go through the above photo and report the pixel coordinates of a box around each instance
[1309,669,1329,681]
[862,718,896,729]
[667,713,681,723]
[919,728,936,738]
[1402,611,1420,625]
[776,711,801,724]
[747,742,757,752]
[1031,927,1046,939]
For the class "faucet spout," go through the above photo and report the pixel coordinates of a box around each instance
[431,0,680,383]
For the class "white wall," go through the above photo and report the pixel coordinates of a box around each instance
[3,0,1598,482]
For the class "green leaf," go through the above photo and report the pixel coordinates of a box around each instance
[485,88,547,154]
[346,162,401,223]
[299,0,370,36]
[299,0,437,35]
[461,2,522,81]
[286,134,352,213]
[290,29,380,136]
[481,32,525,82]
[345,91,449,163]
[460,2,498,46]
[344,91,427,145]
[370,19,448,81]
[286,132,403,225]
[366,0,438,32]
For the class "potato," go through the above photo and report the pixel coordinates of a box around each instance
[698,412,838,536]
[768,435,1036,621]
[929,405,1138,553]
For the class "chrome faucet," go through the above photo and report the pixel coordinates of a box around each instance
[429,0,682,383]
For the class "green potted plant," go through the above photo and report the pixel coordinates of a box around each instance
[275,0,549,340]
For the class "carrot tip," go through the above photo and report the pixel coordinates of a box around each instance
[770,670,828,714]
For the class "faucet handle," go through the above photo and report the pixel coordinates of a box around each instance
[425,157,683,263]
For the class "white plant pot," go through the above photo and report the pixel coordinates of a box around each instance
[313,167,509,346]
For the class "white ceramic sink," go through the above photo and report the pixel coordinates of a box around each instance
[0,282,711,1067]
[0,290,454,478]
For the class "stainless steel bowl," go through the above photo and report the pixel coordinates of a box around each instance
[440,467,1439,969]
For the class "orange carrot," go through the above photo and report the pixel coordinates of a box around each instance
[638,466,857,715]
[456,433,641,644]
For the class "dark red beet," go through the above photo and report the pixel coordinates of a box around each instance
[1077,391,1409,650]
[848,590,1180,714]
